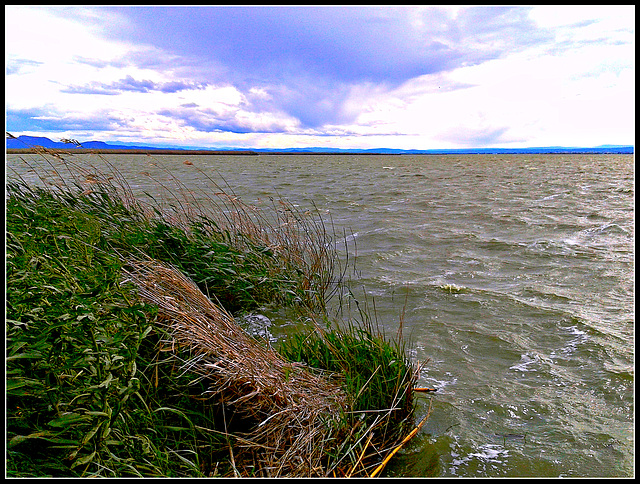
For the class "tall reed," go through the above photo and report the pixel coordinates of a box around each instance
[6,143,424,477]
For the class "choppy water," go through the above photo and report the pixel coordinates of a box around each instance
[7,153,634,477]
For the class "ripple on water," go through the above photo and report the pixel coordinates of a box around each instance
[6,152,634,477]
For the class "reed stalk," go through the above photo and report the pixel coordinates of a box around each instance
[6,143,425,477]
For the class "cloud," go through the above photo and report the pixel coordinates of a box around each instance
[61,75,208,95]
[6,58,44,75]
[157,103,299,134]
[7,107,131,132]
[437,126,516,147]
[158,80,207,93]
[6,108,49,132]
[53,6,555,129]
[72,56,129,69]
[5,6,635,149]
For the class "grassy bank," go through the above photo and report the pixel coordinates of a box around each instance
[6,149,423,477]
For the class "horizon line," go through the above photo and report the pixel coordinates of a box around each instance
[5,134,634,154]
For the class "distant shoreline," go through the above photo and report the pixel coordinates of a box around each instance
[6,148,634,155]
[6,148,260,155]
[6,135,633,155]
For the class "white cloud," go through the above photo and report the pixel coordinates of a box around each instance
[6,7,145,113]
[528,5,633,31]
[309,6,634,149]
[5,6,635,149]
[6,7,131,71]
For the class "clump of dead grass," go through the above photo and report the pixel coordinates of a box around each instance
[123,257,347,476]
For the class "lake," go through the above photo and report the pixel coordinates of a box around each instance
[7,152,634,477]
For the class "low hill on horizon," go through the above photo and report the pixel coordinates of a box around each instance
[6,135,634,154]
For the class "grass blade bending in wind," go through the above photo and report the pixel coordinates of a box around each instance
[6,145,425,477]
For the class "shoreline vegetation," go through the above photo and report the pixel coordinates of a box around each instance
[6,144,429,477]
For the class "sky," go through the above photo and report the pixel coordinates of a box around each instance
[5,5,635,150]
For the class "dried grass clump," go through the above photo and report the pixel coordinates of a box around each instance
[123,257,347,477]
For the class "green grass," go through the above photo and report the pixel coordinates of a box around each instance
[7,180,318,313]
[278,318,417,475]
[6,182,231,476]
[6,152,421,477]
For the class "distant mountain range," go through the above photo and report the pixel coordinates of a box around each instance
[6,135,634,154]
[6,135,172,151]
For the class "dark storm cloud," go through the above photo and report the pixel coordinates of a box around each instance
[100,7,549,84]
[259,78,356,128]
[54,6,554,129]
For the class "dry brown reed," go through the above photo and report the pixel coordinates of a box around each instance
[155,164,344,312]
[8,147,343,313]
[122,257,347,477]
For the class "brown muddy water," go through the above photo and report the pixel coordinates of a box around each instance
[7,153,634,477]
